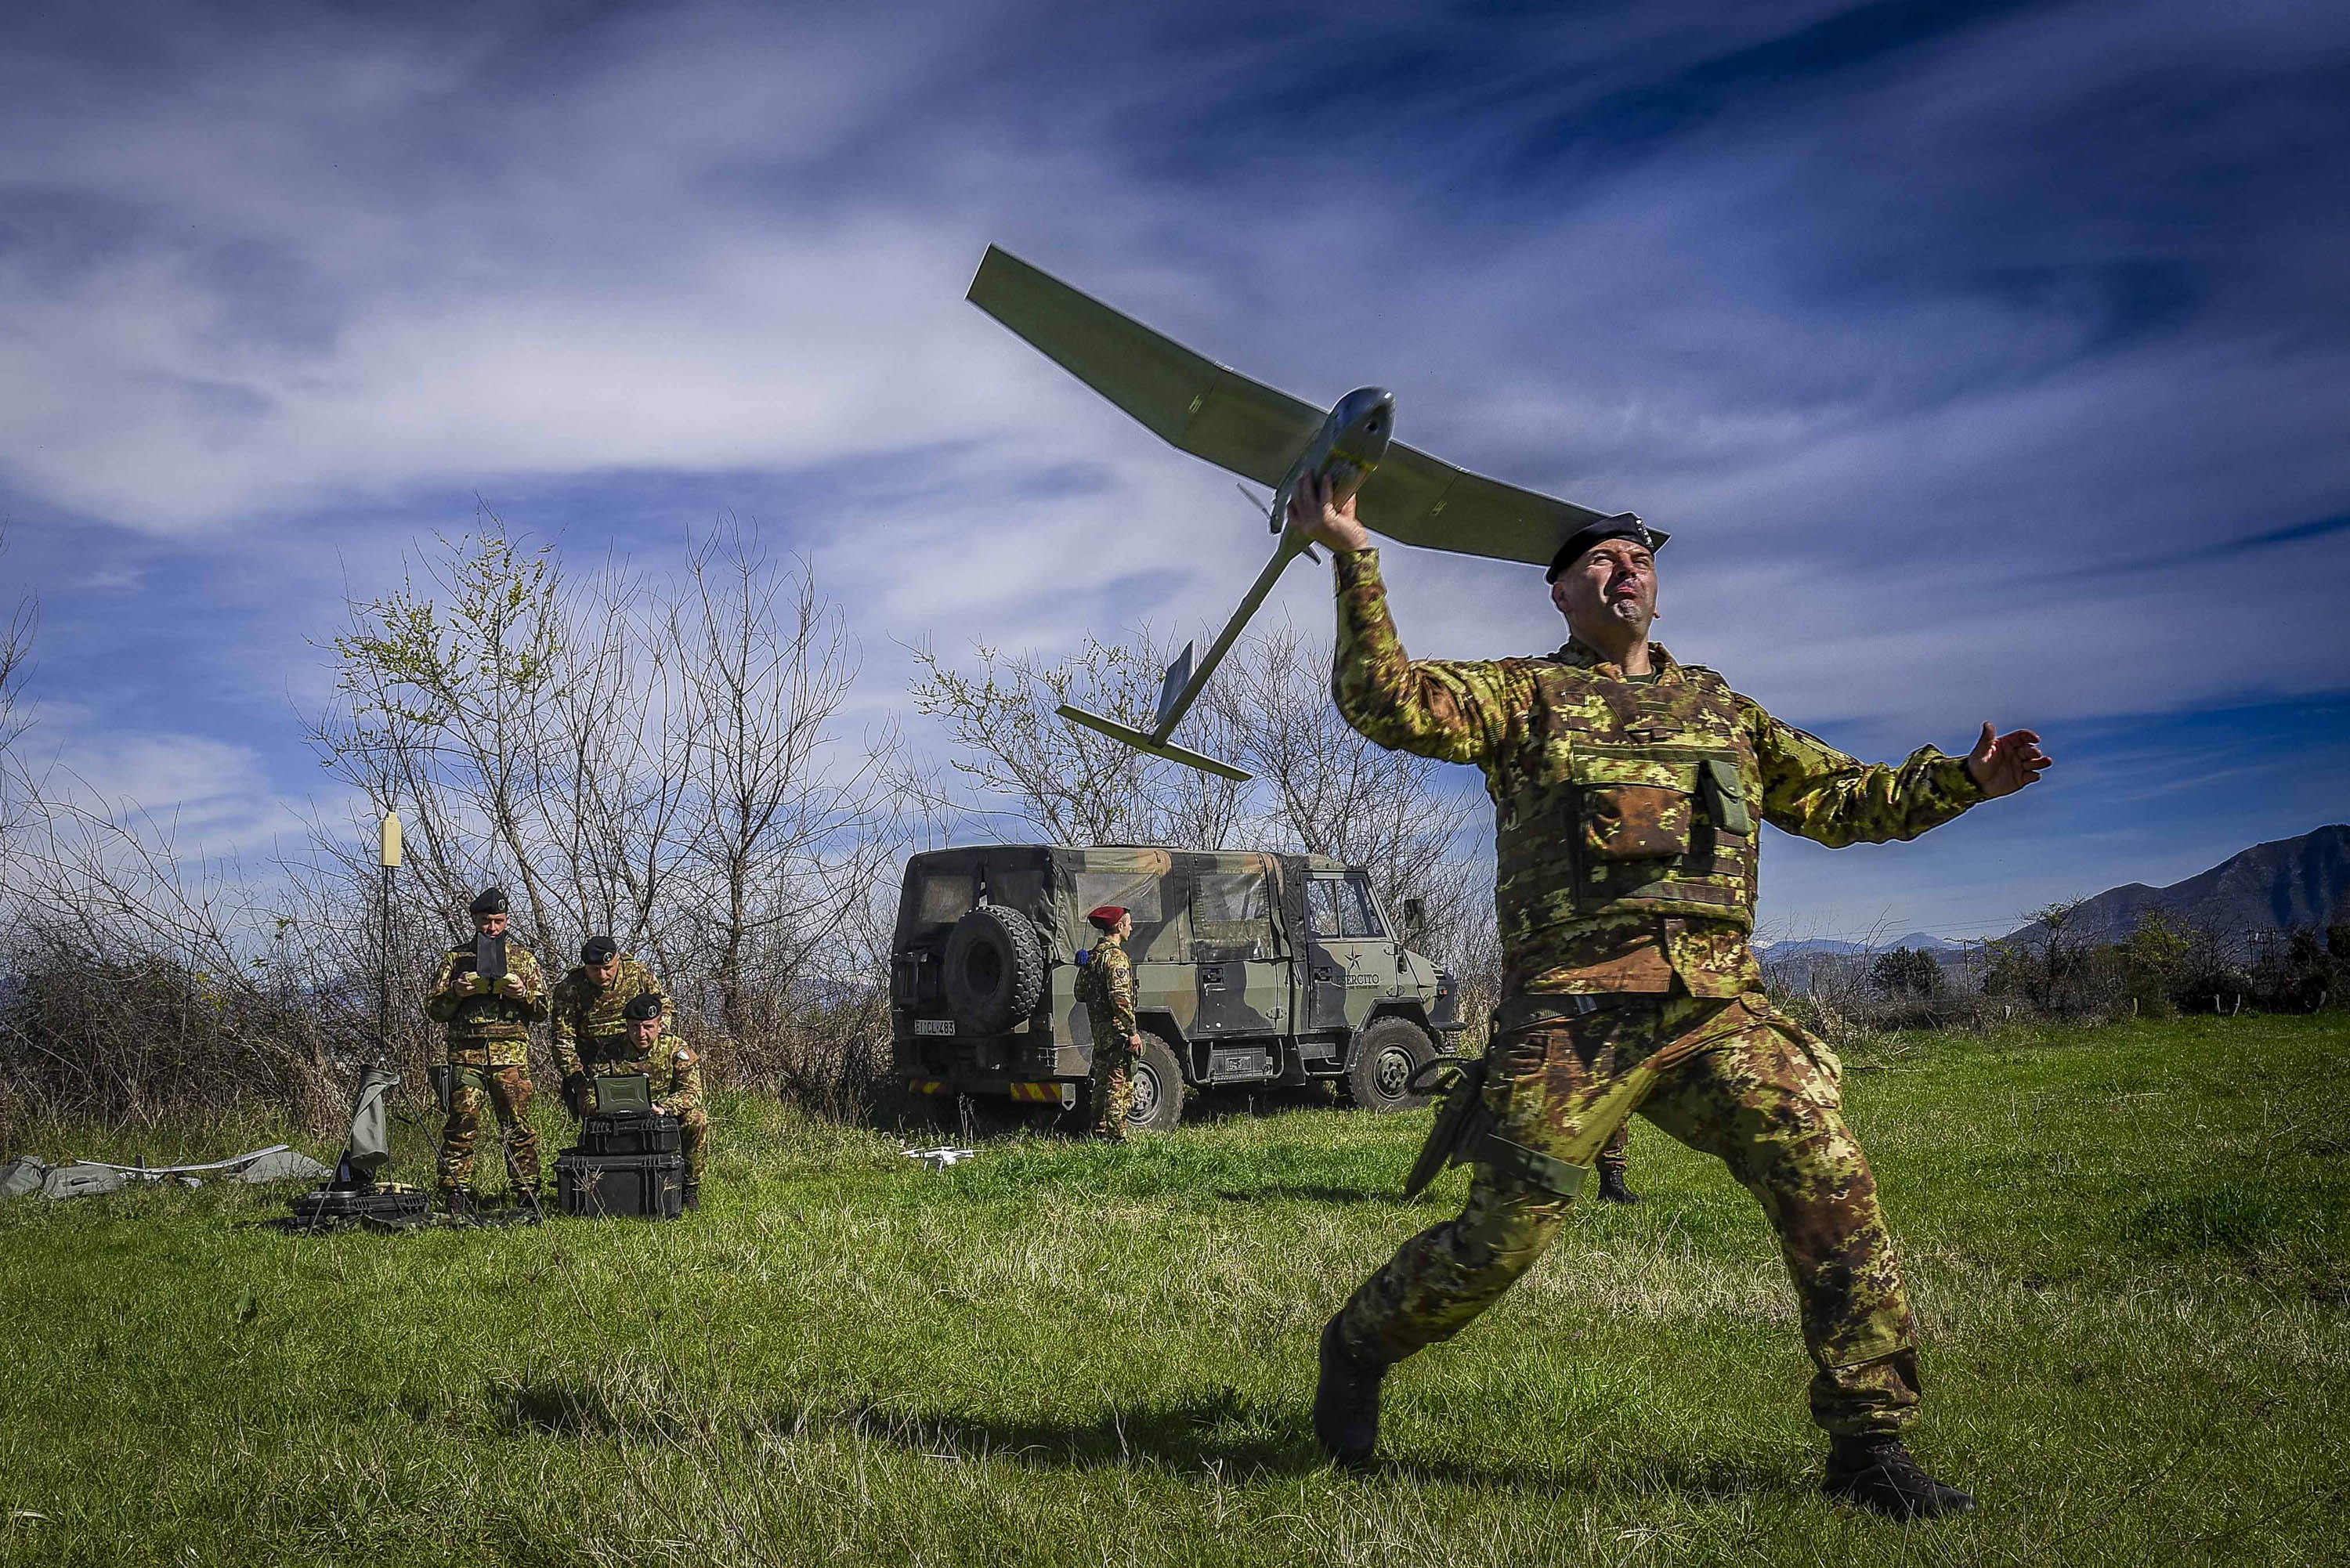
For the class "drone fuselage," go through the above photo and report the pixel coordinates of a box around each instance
[1271,387,1394,534]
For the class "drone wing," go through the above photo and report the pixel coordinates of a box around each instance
[967,245,1323,489]
[1355,441,1620,568]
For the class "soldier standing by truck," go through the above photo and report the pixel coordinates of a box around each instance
[427,887,551,1215]
[1073,905,1144,1140]
[1293,475,2050,1519]
[548,935,669,1119]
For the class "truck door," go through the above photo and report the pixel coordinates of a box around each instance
[1304,871,1390,1033]
[1189,858,1287,1042]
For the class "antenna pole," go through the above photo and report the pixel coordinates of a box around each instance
[378,809,402,1064]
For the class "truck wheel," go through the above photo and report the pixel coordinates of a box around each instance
[1343,1017,1437,1112]
[1122,1031,1187,1134]
[942,904,1047,1035]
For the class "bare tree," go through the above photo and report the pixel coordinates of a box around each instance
[665,522,903,1037]
[313,513,568,952]
[0,522,37,845]
[1207,617,1480,945]
[908,629,1248,848]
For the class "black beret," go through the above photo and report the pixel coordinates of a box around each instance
[580,935,619,963]
[468,887,508,916]
[1544,514,1671,583]
[622,991,665,1023]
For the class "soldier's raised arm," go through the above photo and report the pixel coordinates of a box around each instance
[1294,474,1525,765]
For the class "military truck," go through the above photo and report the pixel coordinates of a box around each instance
[891,845,1464,1133]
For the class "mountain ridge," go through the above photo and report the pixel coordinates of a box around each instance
[2000,824,2349,946]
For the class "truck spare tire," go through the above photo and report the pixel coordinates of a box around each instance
[942,904,1047,1035]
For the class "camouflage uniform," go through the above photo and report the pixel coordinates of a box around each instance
[1074,934,1139,1140]
[426,939,551,1198]
[549,956,668,1093]
[1328,547,1983,1439]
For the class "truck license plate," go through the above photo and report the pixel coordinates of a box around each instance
[913,1018,956,1036]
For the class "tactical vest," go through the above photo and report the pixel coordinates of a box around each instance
[1494,662,1760,953]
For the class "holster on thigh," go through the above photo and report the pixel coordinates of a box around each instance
[432,1062,490,1115]
[1477,1035,1663,1201]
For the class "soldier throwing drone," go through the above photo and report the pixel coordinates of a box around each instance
[1296,477,2050,1519]
[964,243,2050,1514]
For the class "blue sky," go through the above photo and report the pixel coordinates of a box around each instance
[2,0,2345,941]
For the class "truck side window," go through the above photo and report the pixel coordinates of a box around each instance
[1308,877,1347,939]
[1072,871,1188,961]
[1193,871,1272,960]
[1343,873,1386,939]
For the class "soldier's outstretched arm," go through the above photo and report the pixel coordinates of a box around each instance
[1743,700,2045,847]
[1293,474,1523,765]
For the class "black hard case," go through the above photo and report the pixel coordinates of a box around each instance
[580,1110,682,1156]
[555,1150,685,1219]
[289,1187,431,1226]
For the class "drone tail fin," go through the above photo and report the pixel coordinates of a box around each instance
[1153,642,1195,735]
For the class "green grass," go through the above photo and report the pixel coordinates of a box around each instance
[3,1015,2346,1566]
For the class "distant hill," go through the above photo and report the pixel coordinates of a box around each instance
[1759,931,1957,962]
[2001,825,2350,946]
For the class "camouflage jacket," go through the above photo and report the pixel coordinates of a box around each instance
[548,956,669,1080]
[591,1032,704,1118]
[1074,935,1137,1047]
[1332,547,1983,997]
[425,940,551,1061]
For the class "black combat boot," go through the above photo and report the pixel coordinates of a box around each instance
[440,1187,473,1220]
[1313,1314,1388,1470]
[682,1181,700,1212]
[1824,1436,1977,1519]
[1595,1166,1641,1204]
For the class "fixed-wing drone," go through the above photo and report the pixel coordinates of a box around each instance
[966,244,1640,782]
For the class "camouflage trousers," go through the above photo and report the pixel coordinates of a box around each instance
[436,1059,540,1196]
[1090,1039,1138,1140]
[1596,1120,1631,1176]
[1336,993,1921,1439]
[674,1105,710,1184]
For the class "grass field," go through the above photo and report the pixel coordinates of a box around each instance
[3,1014,2346,1566]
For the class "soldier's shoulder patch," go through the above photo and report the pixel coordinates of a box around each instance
[672,1044,697,1066]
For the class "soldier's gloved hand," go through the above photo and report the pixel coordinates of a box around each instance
[495,973,527,999]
